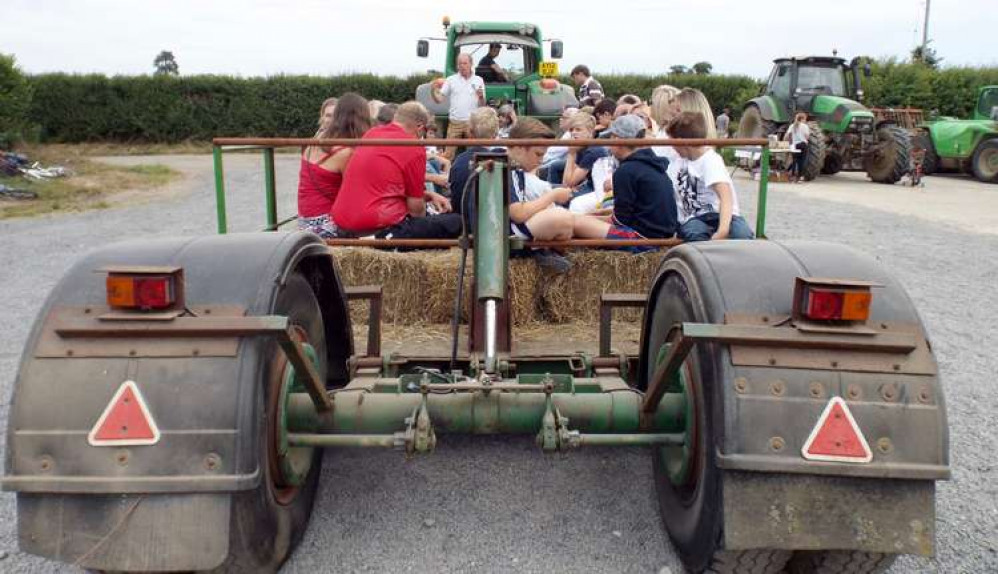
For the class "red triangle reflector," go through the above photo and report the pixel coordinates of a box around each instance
[801,396,872,463]
[88,380,161,446]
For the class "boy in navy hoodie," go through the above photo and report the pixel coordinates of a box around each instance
[572,114,679,247]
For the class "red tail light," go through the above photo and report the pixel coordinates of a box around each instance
[105,267,184,311]
[793,278,876,323]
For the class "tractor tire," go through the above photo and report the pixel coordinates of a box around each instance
[800,122,826,181]
[785,550,897,574]
[971,139,998,183]
[913,133,939,175]
[645,271,791,574]
[737,106,776,139]
[865,125,911,184]
[820,151,843,175]
[215,273,326,573]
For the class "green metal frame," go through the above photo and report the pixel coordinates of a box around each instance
[210,140,772,238]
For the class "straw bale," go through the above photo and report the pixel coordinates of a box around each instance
[330,246,668,326]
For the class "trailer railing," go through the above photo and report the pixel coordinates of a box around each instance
[210,136,773,242]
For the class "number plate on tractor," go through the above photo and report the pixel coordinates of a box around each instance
[539,61,558,77]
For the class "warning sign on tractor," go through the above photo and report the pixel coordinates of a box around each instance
[88,380,161,446]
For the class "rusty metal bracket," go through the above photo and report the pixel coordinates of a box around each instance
[345,285,382,357]
[641,322,920,422]
[54,315,332,412]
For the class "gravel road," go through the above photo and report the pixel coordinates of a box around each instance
[0,155,995,573]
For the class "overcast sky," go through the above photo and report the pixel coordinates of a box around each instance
[2,0,995,79]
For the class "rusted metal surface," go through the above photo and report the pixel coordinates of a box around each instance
[344,285,382,357]
[36,305,245,358]
[722,471,936,555]
[214,137,769,148]
[725,314,935,375]
[599,293,647,358]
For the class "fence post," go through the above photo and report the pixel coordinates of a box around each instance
[263,147,277,231]
[213,146,228,234]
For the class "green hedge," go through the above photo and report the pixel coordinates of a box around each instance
[0,54,34,148]
[23,63,998,143]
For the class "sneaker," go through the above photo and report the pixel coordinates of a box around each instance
[534,249,572,273]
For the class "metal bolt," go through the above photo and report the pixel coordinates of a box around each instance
[768,358,777,366]
[881,384,898,402]
[892,364,901,371]
[115,450,130,467]
[830,360,839,368]
[734,377,748,393]
[761,316,770,323]
[83,307,92,314]
[66,349,74,357]
[205,453,221,472]
[809,382,824,398]
[847,385,861,399]
[769,437,785,452]
[38,456,54,472]
[880,323,889,330]
[128,349,137,357]
[192,348,200,356]
[204,308,212,315]
[918,388,932,404]
[877,438,894,454]
[770,380,785,396]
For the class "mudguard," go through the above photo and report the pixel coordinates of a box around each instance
[640,240,948,555]
[415,81,451,118]
[746,95,789,124]
[527,79,578,116]
[3,231,352,569]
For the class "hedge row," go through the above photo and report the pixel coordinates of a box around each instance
[22,64,998,143]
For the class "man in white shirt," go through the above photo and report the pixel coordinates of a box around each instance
[432,52,486,160]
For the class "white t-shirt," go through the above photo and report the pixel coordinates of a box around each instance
[541,132,573,165]
[652,128,680,164]
[440,73,485,121]
[787,122,810,146]
[510,171,558,238]
[668,148,740,224]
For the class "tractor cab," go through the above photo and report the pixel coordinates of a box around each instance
[975,86,998,121]
[765,56,870,118]
[416,19,576,124]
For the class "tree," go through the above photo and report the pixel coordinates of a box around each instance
[692,61,713,75]
[669,65,689,75]
[911,42,941,69]
[0,53,33,148]
[153,50,179,76]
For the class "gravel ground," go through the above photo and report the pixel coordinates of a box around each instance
[0,155,995,573]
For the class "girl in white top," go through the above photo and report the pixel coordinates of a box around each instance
[784,113,811,183]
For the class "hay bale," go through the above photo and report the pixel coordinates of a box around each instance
[331,246,667,326]
[539,250,666,323]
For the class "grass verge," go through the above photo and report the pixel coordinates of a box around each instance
[1,146,181,219]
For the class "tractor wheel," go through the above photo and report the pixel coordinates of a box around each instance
[913,133,939,175]
[645,271,791,574]
[864,125,911,184]
[820,151,843,175]
[737,106,776,139]
[799,122,826,181]
[216,272,326,573]
[786,550,897,574]
[971,139,998,183]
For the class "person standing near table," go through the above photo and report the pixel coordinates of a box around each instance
[784,112,811,183]
[431,52,486,160]
[716,107,731,138]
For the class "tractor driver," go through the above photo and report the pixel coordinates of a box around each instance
[477,43,510,83]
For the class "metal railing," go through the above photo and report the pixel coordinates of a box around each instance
[210,136,773,241]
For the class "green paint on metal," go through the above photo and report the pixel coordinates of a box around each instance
[275,343,319,487]
[263,147,278,231]
[475,161,509,301]
[212,146,228,234]
[973,86,998,121]
[810,95,873,134]
[927,119,996,159]
[756,147,770,238]
[663,368,693,486]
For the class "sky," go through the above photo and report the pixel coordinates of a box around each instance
[2,0,996,79]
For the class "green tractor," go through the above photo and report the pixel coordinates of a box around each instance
[739,56,912,184]
[415,18,577,127]
[914,86,998,183]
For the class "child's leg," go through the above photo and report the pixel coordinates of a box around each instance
[678,216,716,241]
[525,208,574,240]
[571,213,612,238]
[727,215,755,240]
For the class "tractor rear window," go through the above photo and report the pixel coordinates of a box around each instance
[796,67,846,96]
[978,89,998,119]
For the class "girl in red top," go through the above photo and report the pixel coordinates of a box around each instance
[297,92,371,238]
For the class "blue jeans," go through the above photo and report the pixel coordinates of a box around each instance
[680,213,754,242]
[543,158,567,186]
